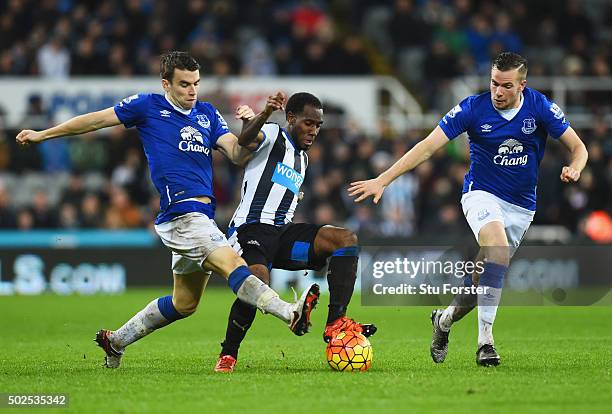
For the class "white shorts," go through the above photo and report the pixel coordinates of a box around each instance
[154,212,230,275]
[461,190,535,249]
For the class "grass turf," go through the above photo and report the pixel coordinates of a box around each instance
[1,288,611,413]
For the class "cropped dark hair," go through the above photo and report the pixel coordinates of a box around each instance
[492,52,528,79]
[160,51,200,82]
[286,92,322,117]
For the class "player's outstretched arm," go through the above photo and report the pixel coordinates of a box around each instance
[215,105,258,166]
[216,133,255,166]
[558,126,588,183]
[348,126,449,204]
[237,92,286,151]
[16,107,121,146]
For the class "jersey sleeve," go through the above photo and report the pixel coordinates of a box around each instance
[210,108,231,148]
[113,94,151,128]
[438,96,475,140]
[536,93,570,139]
[254,123,279,153]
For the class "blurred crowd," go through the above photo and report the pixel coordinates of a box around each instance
[2,0,612,108]
[1,98,610,243]
[0,0,611,242]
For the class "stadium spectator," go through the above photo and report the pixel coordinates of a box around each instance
[490,12,522,55]
[16,209,34,231]
[466,14,492,74]
[69,133,108,172]
[31,189,57,228]
[20,95,70,173]
[434,13,469,56]
[36,35,70,78]
[60,174,86,208]
[389,0,431,83]
[57,201,80,229]
[104,186,142,229]
[558,0,595,46]
[80,192,103,228]
[0,184,17,228]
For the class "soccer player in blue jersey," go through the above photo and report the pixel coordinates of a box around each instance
[349,52,588,366]
[16,51,320,368]
[213,92,376,373]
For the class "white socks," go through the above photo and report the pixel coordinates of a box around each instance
[438,287,502,346]
[477,286,502,346]
[439,306,455,332]
[236,275,292,323]
[110,299,172,350]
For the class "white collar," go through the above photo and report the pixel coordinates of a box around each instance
[494,92,524,121]
[165,94,192,115]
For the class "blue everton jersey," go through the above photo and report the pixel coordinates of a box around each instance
[114,93,230,223]
[438,87,570,211]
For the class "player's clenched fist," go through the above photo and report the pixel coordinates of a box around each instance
[560,166,580,183]
[16,129,45,146]
[348,177,387,204]
[235,105,255,121]
[264,92,287,115]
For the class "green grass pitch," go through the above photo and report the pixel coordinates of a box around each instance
[1,288,611,413]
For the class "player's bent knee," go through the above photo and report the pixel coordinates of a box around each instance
[480,246,510,267]
[340,229,358,248]
[249,264,270,285]
[319,226,359,253]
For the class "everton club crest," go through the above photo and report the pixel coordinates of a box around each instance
[196,114,210,129]
[521,118,536,134]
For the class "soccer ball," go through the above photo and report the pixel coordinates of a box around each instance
[326,331,373,372]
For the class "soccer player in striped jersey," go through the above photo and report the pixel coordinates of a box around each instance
[16,51,320,369]
[349,52,588,366]
[214,92,376,372]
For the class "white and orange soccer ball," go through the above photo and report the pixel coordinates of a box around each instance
[326,331,373,372]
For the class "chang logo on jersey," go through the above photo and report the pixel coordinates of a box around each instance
[271,162,303,195]
[493,138,528,166]
[178,125,210,155]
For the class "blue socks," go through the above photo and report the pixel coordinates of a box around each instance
[479,262,507,289]
[228,266,252,293]
[157,295,185,321]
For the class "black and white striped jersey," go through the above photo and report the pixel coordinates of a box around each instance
[229,123,308,231]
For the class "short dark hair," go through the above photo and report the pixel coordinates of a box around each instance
[492,52,528,80]
[286,92,322,117]
[160,51,200,82]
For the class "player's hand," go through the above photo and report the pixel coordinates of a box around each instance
[235,105,256,121]
[264,92,286,115]
[348,177,387,204]
[560,166,580,183]
[16,129,45,146]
